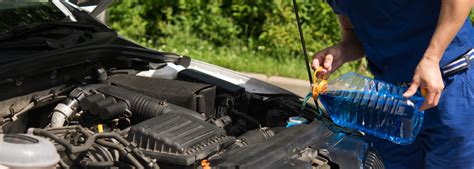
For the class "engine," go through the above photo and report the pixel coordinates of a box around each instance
[0,64,383,169]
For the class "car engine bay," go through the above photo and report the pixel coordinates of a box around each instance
[0,58,383,169]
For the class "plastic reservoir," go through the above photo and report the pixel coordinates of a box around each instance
[0,134,60,168]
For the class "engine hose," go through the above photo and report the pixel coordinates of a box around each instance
[81,161,115,168]
[58,159,70,168]
[30,126,157,168]
[30,128,85,153]
[95,140,143,169]
[49,84,108,128]
[83,132,156,168]
[231,109,260,127]
[231,127,275,148]
[74,127,157,168]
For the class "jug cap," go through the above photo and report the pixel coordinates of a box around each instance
[312,67,328,99]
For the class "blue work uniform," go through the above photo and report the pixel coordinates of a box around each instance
[326,0,474,168]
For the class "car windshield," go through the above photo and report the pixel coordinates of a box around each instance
[0,0,67,35]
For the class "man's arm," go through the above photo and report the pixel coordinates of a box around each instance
[403,0,474,110]
[425,0,474,59]
[338,15,366,62]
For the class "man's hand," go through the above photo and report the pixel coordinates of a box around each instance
[403,57,444,111]
[312,15,365,78]
[312,45,345,78]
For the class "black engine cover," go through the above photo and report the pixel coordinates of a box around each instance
[127,113,235,166]
[107,74,217,117]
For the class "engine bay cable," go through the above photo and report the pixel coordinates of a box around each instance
[29,126,159,169]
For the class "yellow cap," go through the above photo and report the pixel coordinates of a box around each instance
[420,88,427,97]
[311,67,328,99]
[201,159,211,169]
[97,124,104,133]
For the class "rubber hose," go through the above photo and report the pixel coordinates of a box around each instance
[82,161,115,168]
[231,109,260,127]
[231,128,275,148]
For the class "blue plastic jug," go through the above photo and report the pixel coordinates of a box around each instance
[317,72,424,144]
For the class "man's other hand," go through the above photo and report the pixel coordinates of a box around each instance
[403,57,445,111]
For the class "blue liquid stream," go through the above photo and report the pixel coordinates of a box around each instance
[319,90,424,145]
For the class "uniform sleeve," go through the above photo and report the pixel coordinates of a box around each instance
[326,0,343,15]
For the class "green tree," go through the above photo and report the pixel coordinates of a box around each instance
[108,1,474,79]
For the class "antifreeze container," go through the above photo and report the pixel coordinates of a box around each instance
[318,72,424,144]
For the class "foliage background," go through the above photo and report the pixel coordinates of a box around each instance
[108,1,474,79]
